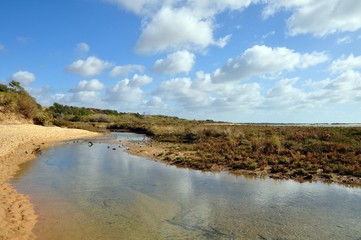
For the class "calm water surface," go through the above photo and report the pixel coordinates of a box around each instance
[11,133,361,240]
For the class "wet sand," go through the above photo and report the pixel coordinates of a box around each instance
[0,124,100,240]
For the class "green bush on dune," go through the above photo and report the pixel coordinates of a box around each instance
[0,81,42,121]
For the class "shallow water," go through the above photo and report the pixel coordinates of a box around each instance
[11,133,361,239]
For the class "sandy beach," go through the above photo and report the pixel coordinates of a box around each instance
[0,124,100,240]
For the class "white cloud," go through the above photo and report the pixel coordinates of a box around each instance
[65,56,113,77]
[326,71,361,89]
[130,74,152,86]
[104,0,254,17]
[106,74,152,105]
[76,42,90,55]
[105,1,254,53]
[213,45,328,82]
[215,34,232,48]
[264,78,309,109]
[336,36,352,45]
[263,71,361,111]
[262,0,361,37]
[330,54,361,73]
[0,43,5,52]
[188,0,254,16]
[305,71,361,105]
[136,7,215,53]
[155,71,262,112]
[110,64,145,78]
[156,77,213,108]
[52,93,68,103]
[146,96,168,109]
[103,0,160,15]
[147,59,361,120]
[11,71,36,85]
[56,79,107,107]
[153,50,195,74]
[108,79,143,104]
[71,91,102,105]
[70,79,105,92]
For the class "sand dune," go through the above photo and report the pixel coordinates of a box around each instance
[0,124,100,240]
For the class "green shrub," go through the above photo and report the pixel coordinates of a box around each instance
[353,170,361,177]
[87,114,112,123]
[0,82,40,120]
[0,84,9,92]
[52,119,72,127]
[33,112,52,126]
[247,162,258,170]
[294,168,307,176]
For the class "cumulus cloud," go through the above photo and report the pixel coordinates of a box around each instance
[188,0,254,16]
[304,72,361,107]
[146,96,167,109]
[130,74,153,86]
[76,42,90,55]
[323,70,361,102]
[105,1,254,53]
[213,45,328,82]
[69,79,105,92]
[65,56,113,77]
[262,70,361,111]
[153,50,195,74]
[105,0,254,16]
[136,7,215,53]
[263,78,309,109]
[71,91,103,104]
[110,64,145,78]
[262,0,361,37]
[156,77,213,108]
[11,71,36,85]
[53,79,106,107]
[153,68,361,119]
[106,74,152,105]
[155,71,262,112]
[330,54,361,73]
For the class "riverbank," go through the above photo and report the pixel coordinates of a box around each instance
[122,138,361,186]
[0,124,100,240]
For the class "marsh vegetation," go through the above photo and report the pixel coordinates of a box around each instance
[44,102,361,184]
[1,83,360,184]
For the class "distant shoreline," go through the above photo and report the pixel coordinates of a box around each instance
[205,122,361,127]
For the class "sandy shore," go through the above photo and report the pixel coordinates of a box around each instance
[0,124,100,240]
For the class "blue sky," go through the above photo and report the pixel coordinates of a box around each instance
[1,0,361,123]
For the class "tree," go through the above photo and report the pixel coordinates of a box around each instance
[9,81,25,92]
[0,83,9,92]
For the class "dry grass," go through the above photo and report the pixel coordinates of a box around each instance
[144,124,361,182]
